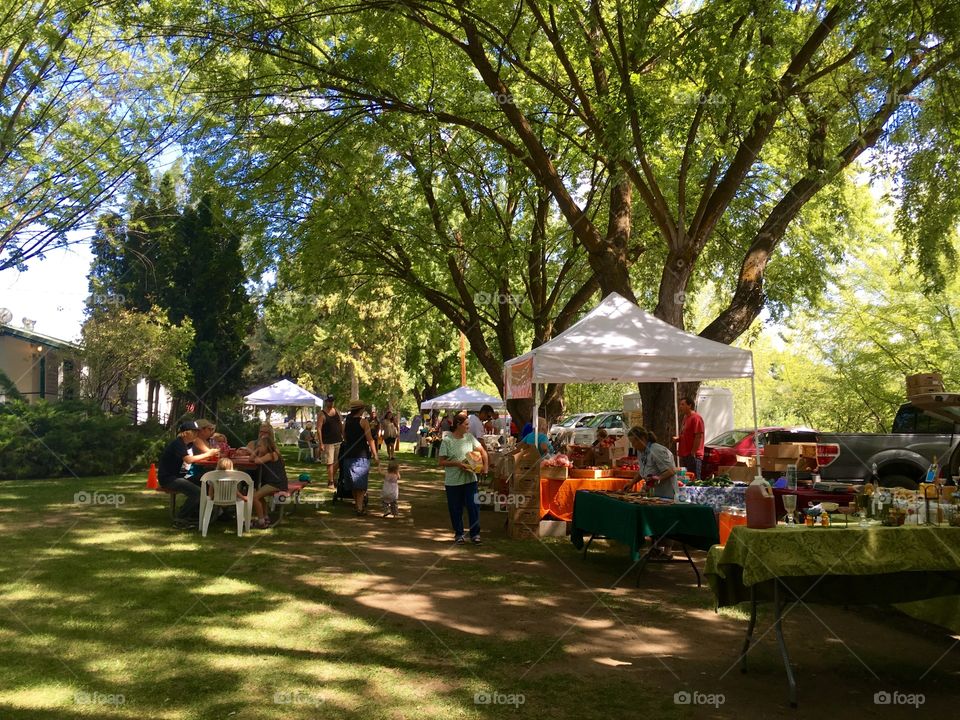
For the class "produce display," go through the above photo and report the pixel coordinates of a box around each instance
[687,475,734,487]
[541,454,574,468]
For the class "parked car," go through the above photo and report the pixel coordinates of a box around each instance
[817,402,960,488]
[549,413,596,447]
[703,427,818,478]
[570,411,625,446]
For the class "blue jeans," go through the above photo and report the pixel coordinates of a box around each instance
[445,482,480,539]
[160,476,200,522]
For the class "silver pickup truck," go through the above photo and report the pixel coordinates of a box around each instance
[817,401,960,488]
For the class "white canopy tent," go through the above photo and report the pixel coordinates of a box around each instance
[420,386,507,412]
[504,292,758,464]
[244,379,324,408]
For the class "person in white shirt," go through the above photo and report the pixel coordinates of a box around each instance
[466,404,495,440]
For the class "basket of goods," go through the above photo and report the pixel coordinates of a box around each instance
[465,450,484,473]
[614,457,640,478]
[541,454,573,480]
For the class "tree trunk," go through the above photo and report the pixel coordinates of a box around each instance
[638,381,701,456]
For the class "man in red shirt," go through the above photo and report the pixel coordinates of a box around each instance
[677,396,705,480]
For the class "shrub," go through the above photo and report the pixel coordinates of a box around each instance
[0,401,167,479]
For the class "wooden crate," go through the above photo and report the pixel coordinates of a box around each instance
[569,468,613,479]
[507,520,539,540]
[540,465,569,480]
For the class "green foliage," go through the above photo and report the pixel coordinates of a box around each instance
[0,1,189,270]
[0,369,25,402]
[0,401,166,479]
[80,306,193,413]
[87,173,254,416]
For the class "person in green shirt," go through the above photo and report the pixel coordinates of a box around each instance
[438,412,489,544]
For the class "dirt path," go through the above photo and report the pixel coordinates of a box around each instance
[297,458,960,717]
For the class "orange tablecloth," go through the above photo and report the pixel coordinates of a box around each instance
[540,477,633,521]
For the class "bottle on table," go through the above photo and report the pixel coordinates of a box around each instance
[746,476,777,529]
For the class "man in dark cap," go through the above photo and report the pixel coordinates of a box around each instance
[317,394,343,488]
[157,420,203,529]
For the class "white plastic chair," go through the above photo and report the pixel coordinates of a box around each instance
[198,470,254,537]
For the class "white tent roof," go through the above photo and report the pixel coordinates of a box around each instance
[420,386,506,411]
[244,379,324,407]
[504,292,753,395]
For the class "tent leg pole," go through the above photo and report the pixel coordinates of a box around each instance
[751,375,761,468]
[532,385,539,442]
[673,380,680,465]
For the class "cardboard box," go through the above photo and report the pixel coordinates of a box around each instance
[509,506,542,525]
[765,444,801,460]
[540,466,569,481]
[507,521,539,540]
[907,372,943,388]
[718,465,758,483]
[538,520,568,537]
[760,457,792,473]
[735,455,757,467]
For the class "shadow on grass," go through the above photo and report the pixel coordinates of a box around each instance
[2,448,960,718]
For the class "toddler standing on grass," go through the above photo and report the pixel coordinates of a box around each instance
[382,462,400,517]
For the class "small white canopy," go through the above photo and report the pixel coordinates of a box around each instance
[420,386,506,411]
[244,379,324,407]
[504,292,753,394]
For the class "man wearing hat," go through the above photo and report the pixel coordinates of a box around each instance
[318,394,343,488]
[157,421,207,529]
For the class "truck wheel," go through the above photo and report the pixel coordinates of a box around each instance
[880,474,917,490]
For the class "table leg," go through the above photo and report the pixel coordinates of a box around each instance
[681,544,702,587]
[740,585,757,674]
[582,534,595,559]
[634,547,654,587]
[774,579,798,708]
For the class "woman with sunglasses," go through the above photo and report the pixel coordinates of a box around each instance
[438,412,489,544]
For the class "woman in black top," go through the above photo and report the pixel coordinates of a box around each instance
[251,434,288,528]
[340,399,379,514]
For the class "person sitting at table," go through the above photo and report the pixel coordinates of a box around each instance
[250,432,288,528]
[299,421,319,461]
[242,423,274,454]
[157,421,205,530]
[182,418,220,484]
[211,432,229,451]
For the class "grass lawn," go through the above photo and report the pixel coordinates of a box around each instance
[2,446,960,718]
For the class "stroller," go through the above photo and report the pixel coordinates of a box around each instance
[331,458,370,510]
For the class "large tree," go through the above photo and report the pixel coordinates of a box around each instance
[0,1,190,270]
[145,1,960,435]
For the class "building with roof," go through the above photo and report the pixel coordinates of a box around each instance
[0,317,81,403]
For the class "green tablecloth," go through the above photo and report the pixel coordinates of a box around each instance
[706,524,960,632]
[570,491,720,561]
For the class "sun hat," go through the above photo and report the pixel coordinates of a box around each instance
[196,419,215,429]
[349,399,365,410]
[178,420,199,432]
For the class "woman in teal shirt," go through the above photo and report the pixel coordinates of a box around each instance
[438,412,489,544]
